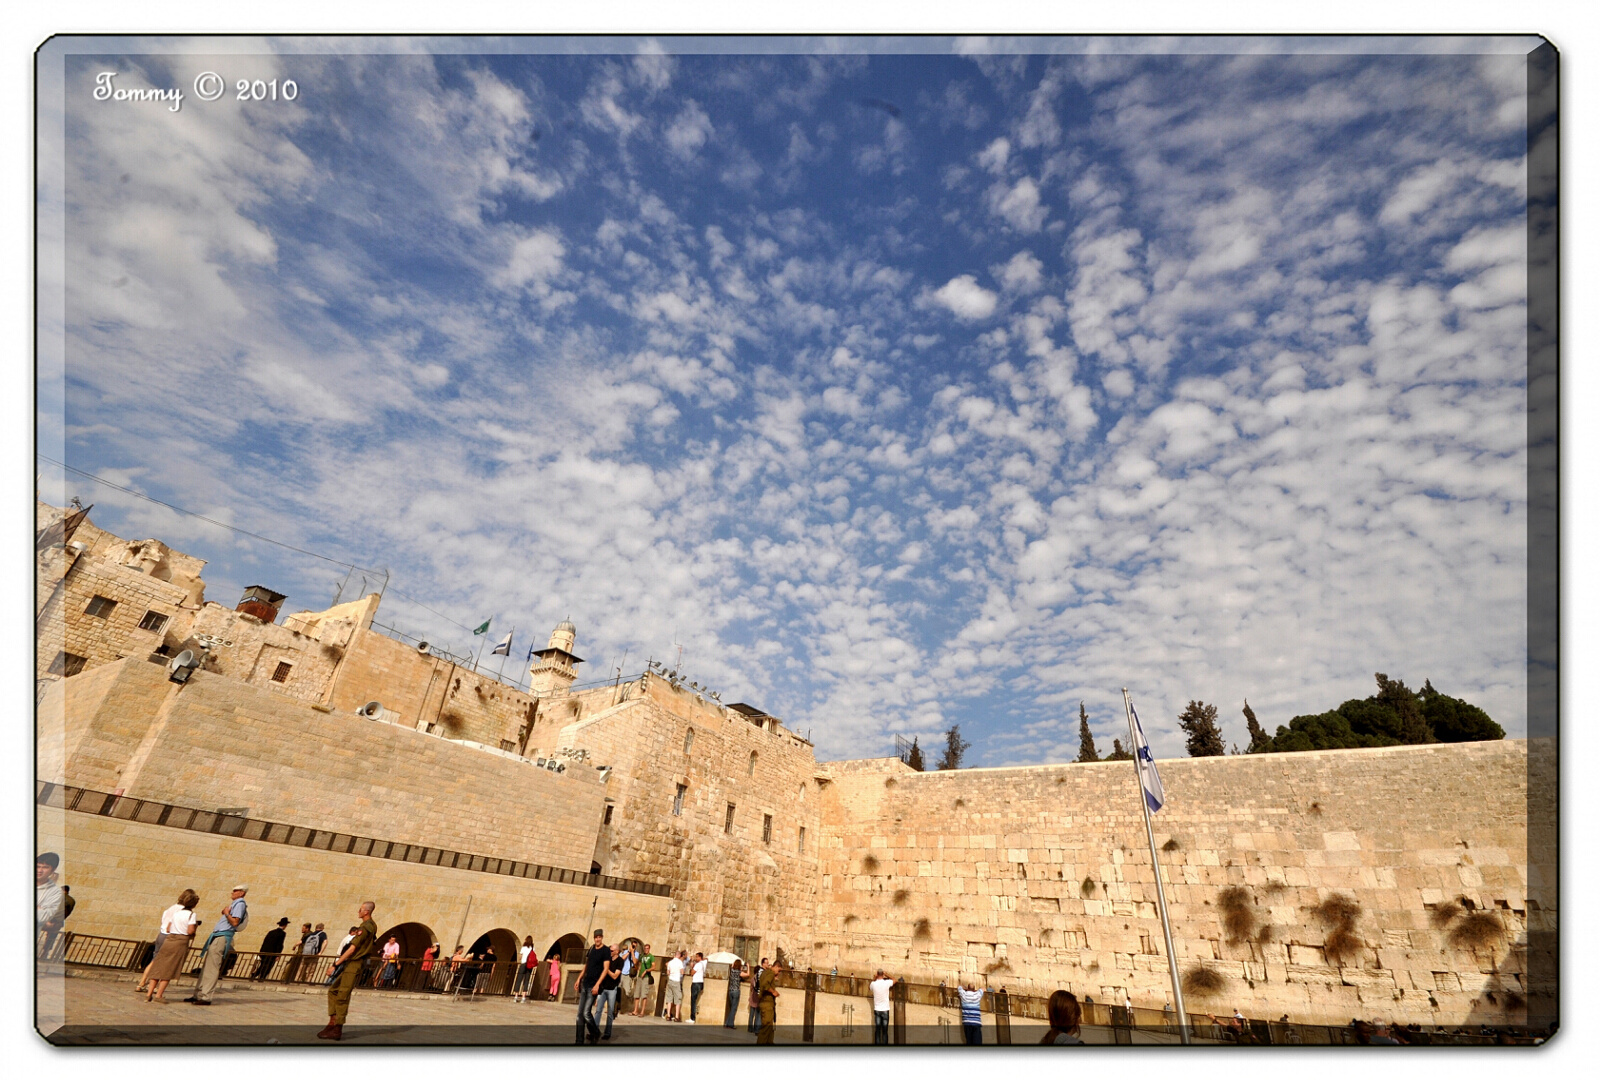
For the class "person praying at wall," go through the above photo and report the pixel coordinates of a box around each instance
[724,957,744,1028]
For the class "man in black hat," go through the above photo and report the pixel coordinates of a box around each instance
[36,853,65,958]
[253,918,291,980]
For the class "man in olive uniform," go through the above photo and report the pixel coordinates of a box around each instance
[756,957,780,1044]
[318,901,377,1041]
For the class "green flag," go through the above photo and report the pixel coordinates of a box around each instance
[473,620,490,635]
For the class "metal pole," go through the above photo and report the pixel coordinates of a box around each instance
[1122,687,1190,1044]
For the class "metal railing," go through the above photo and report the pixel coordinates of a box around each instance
[37,782,671,898]
[764,969,1539,1045]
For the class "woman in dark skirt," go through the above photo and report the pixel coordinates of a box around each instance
[145,889,200,1002]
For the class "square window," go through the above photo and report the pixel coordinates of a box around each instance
[49,651,88,677]
[762,814,773,844]
[725,803,736,834]
[673,784,687,816]
[500,739,516,752]
[137,609,169,633]
[270,661,293,683]
[84,595,117,619]
[604,804,615,825]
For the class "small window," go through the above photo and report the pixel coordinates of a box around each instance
[798,826,806,855]
[684,728,695,754]
[725,803,736,834]
[748,750,758,777]
[270,661,293,683]
[762,814,773,844]
[137,609,169,633]
[500,739,517,752]
[604,804,615,825]
[673,784,687,816]
[49,652,88,678]
[84,595,117,619]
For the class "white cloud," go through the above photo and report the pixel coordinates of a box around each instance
[665,101,713,159]
[495,230,565,290]
[997,250,1044,292]
[988,176,1047,233]
[931,275,998,320]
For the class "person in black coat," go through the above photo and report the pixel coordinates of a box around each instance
[253,918,291,980]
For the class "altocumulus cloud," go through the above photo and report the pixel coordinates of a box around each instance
[45,40,1537,764]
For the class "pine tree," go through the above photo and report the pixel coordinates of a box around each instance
[1106,738,1133,761]
[937,724,972,770]
[1075,701,1100,763]
[1243,699,1272,753]
[1178,700,1226,757]
[906,736,925,772]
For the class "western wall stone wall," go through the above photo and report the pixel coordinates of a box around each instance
[40,657,608,872]
[552,676,826,965]
[44,806,671,961]
[813,741,1550,1028]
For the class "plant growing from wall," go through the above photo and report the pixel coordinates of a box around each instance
[1449,911,1503,951]
[861,854,879,873]
[1311,894,1363,965]
[1182,965,1225,997]
[1080,877,1096,898]
[1218,886,1256,944]
[893,889,911,905]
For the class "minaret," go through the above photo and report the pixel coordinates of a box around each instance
[528,619,584,695]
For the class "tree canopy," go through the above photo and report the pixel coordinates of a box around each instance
[1178,700,1226,757]
[1253,674,1503,753]
[1106,738,1133,761]
[906,736,925,772]
[937,724,972,770]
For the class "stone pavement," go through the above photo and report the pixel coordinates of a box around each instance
[39,970,763,1046]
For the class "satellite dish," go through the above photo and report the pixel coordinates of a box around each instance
[416,641,430,653]
[358,701,383,719]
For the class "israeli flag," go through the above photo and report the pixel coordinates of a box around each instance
[490,631,513,657]
[1129,700,1165,813]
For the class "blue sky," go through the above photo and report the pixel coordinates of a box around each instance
[39,38,1537,763]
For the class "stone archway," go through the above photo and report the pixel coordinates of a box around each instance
[373,921,438,991]
[545,931,587,1002]
[466,927,520,996]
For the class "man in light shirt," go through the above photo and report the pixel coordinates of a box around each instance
[869,970,896,1044]
[188,885,248,1005]
[688,951,707,1023]
[664,950,686,1022]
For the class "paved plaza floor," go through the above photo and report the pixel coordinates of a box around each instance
[39,970,763,1046]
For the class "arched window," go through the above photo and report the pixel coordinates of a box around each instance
[798,781,806,803]
[684,728,695,754]
[748,751,758,777]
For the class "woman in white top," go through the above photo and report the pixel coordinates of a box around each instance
[144,889,201,1002]
[513,935,536,1002]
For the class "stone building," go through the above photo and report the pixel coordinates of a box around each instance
[34,502,1552,1028]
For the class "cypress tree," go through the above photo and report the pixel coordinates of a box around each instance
[1075,701,1100,763]
[1243,699,1272,753]
[1106,738,1133,761]
[906,736,925,772]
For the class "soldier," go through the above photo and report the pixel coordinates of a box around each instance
[318,900,377,1041]
[757,957,781,1044]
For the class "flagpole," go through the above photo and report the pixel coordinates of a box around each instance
[1122,687,1190,1044]
[472,622,490,673]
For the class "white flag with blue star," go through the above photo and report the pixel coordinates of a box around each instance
[1129,699,1165,813]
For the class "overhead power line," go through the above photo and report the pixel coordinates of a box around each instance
[35,454,479,634]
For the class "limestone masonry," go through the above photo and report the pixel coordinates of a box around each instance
[35,502,1553,1028]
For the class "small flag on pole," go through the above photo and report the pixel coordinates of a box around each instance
[1128,700,1165,813]
[490,631,513,657]
[527,642,537,662]
[472,620,490,636]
